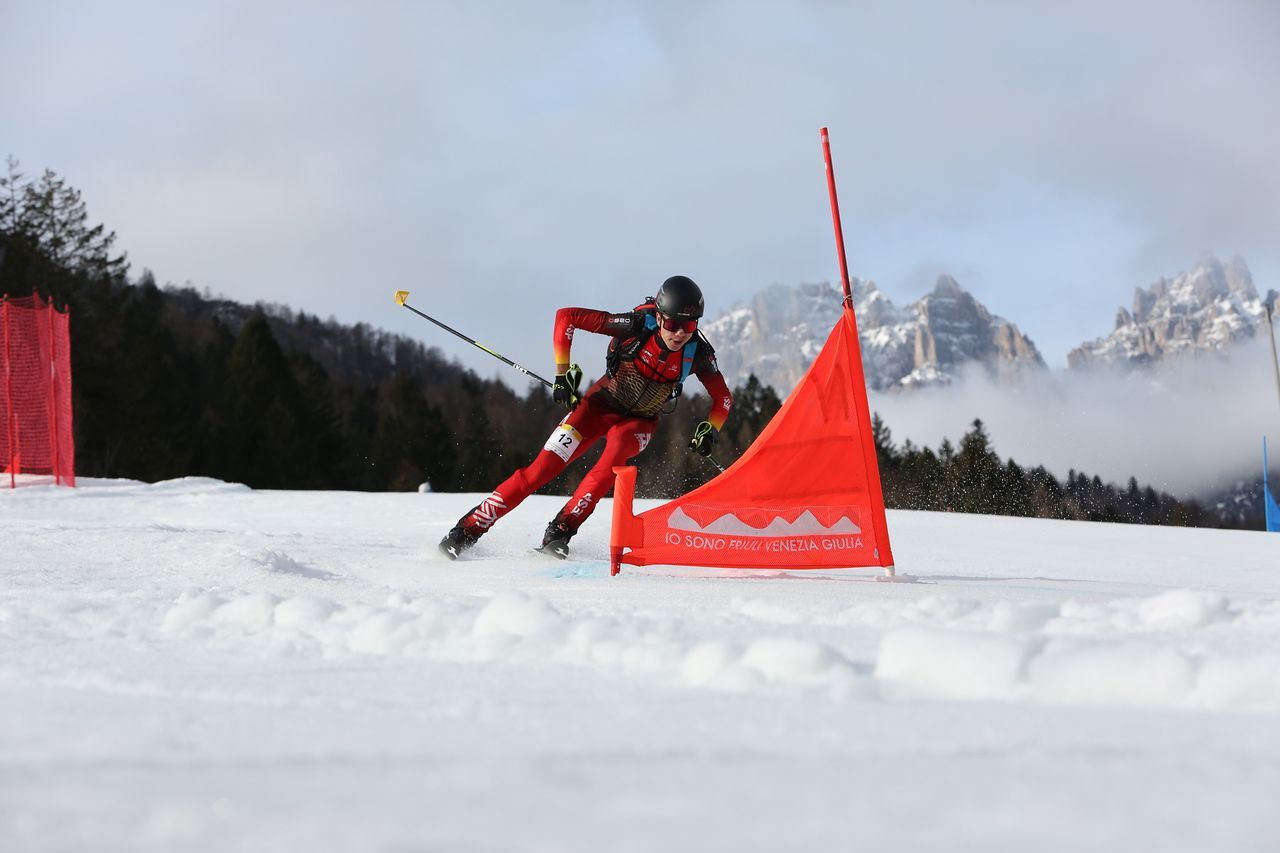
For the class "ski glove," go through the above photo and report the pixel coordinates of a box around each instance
[690,420,717,457]
[553,364,583,410]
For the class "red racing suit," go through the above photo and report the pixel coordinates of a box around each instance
[460,306,733,538]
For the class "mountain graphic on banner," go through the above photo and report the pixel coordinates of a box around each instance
[668,506,862,537]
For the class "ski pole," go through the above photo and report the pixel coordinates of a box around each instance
[394,290,554,388]
[702,455,725,473]
[1267,303,1280,417]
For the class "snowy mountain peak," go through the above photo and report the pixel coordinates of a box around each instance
[929,274,967,298]
[1136,254,1255,319]
[1069,254,1272,371]
[703,276,1045,395]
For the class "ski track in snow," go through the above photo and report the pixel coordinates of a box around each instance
[3,477,1280,852]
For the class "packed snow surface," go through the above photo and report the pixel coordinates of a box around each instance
[3,478,1279,851]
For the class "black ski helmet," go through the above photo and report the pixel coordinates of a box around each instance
[655,275,704,320]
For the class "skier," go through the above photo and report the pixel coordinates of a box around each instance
[439,275,733,559]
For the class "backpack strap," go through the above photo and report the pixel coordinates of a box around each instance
[607,308,657,378]
[679,340,698,382]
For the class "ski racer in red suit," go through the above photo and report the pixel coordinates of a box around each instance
[439,275,733,559]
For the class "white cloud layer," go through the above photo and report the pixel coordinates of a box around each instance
[871,337,1280,496]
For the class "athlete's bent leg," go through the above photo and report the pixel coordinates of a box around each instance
[548,418,656,539]
[446,400,615,549]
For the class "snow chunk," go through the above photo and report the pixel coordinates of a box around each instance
[731,596,802,624]
[1029,642,1194,707]
[1135,589,1229,630]
[161,589,226,632]
[349,611,416,655]
[274,596,339,628]
[472,592,564,640]
[680,641,754,689]
[686,637,747,686]
[740,637,851,685]
[875,627,1037,700]
[146,477,251,495]
[987,601,1061,632]
[1194,655,1280,710]
[211,593,278,631]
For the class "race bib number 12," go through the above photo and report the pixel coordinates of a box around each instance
[544,423,583,462]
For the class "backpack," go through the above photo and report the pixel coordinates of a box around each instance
[606,300,702,404]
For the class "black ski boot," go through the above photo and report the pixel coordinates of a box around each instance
[439,521,480,560]
[536,519,576,559]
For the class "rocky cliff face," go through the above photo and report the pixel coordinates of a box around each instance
[702,276,1046,394]
[1068,255,1277,371]
[702,256,1277,396]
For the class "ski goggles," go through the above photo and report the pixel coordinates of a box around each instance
[657,313,698,333]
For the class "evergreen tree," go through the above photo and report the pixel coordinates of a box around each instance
[341,385,383,490]
[723,374,782,457]
[871,412,897,473]
[954,419,1000,513]
[287,351,349,489]
[210,312,315,487]
[94,276,202,478]
[371,371,454,491]
[1,156,23,234]
[450,378,507,491]
[2,159,127,277]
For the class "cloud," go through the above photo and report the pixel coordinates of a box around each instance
[870,336,1280,496]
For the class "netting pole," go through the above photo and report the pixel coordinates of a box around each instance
[63,301,73,487]
[47,294,63,485]
[1266,305,1280,420]
[2,295,13,488]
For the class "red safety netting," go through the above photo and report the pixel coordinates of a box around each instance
[609,306,893,576]
[1,293,75,487]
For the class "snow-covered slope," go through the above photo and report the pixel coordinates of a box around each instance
[1069,254,1277,370]
[703,278,1045,394]
[3,478,1280,852]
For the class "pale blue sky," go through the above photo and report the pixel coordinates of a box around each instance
[5,0,1278,380]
